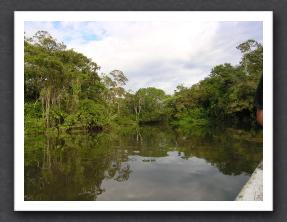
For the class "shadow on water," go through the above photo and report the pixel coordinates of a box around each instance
[24,122,263,201]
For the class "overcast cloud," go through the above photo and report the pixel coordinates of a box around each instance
[24,20,263,95]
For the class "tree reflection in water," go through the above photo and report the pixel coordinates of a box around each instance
[24,123,262,201]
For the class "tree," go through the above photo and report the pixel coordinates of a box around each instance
[134,87,167,123]
[169,39,263,125]
[236,39,263,76]
[109,70,128,115]
[25,31,103,129]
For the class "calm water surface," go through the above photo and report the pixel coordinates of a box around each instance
[24,124,263,201]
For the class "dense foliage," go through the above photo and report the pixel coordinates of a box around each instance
[170,39,263,128]
[24,31,263,134]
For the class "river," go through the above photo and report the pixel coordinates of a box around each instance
[24,123,263,201]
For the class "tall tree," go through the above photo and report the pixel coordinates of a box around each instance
[25,31,102,129]
[134,87,167,123]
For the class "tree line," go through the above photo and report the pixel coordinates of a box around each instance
[24,31,263,134]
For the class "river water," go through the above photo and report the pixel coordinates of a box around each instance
[24,123,263,201]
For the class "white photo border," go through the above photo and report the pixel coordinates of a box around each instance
[15,11,273,211]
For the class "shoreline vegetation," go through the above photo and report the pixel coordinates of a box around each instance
[25,31,263,135]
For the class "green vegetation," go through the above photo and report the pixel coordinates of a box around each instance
[25,31,263,134]
[171,39,263,128]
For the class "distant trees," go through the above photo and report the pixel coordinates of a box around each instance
[134,87,168,123]
[25,31,263,134]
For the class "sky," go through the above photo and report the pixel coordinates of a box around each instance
[24,20,263,95]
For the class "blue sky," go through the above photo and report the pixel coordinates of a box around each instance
[24,20,263,95]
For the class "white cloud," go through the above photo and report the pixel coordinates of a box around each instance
[24,20,263,95]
